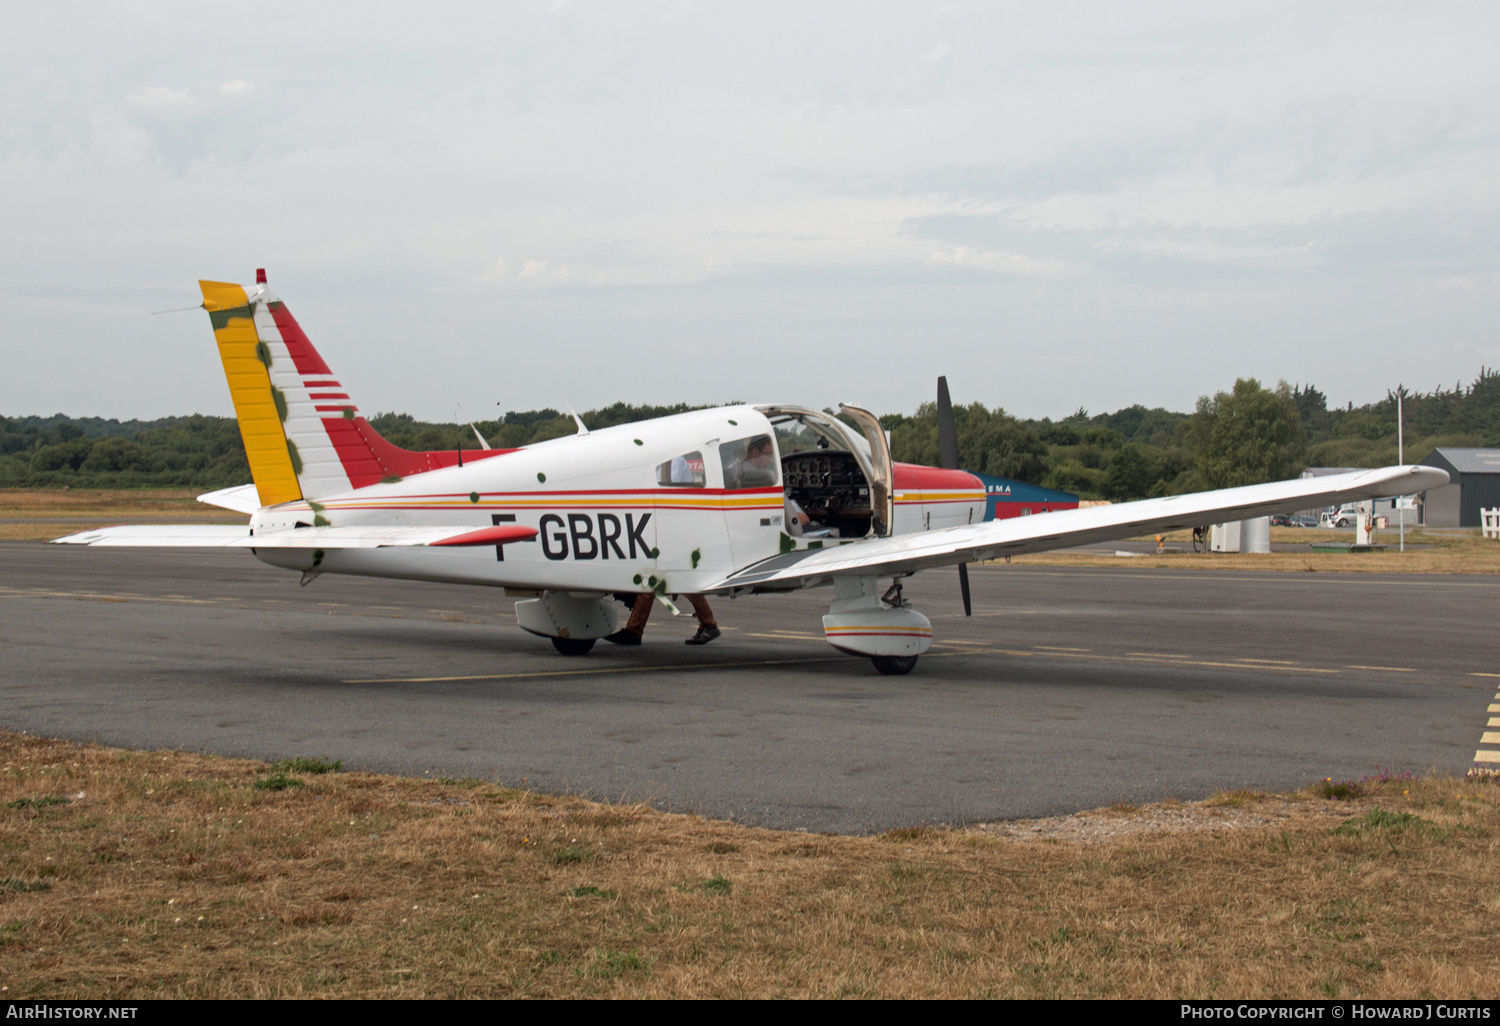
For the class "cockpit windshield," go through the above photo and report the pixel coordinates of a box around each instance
[765,410,863,455]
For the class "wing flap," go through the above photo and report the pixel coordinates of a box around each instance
[708,464,1448,590]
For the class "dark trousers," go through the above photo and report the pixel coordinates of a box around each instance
[625,594,716,635]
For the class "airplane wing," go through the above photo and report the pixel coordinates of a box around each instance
[49,523,539,549]
[707,464,1447,591]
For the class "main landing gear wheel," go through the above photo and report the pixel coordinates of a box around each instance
[871,655,918,676]
[551,637,597,656]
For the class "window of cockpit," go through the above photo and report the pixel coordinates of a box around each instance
[720,435,779,490]
[772,418,822,454]
[656,451,706,487]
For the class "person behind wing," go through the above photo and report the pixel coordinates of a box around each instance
[606,448,720,646]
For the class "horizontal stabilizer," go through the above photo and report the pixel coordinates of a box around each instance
[196,484,261,515]
[49,525,253,547]
[706,464,1450,591]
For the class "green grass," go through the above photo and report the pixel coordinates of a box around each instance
[270,757,342,775]
[567,886,617,899]
[1335,809,1441,837]
[6,796,70,810]
[2,879,51,893]
[253,772,304,792]
[588,949,654,978]
[1314,779,1365,800]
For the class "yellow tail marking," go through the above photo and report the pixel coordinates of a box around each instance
[199,280,301,507]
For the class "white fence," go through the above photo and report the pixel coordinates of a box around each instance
[1484,508,1500,540]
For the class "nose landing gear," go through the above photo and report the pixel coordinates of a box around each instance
[823,575,932,676]
[871,655,919,676]
[550,637,597,656]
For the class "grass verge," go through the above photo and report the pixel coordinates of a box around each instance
[2,731,1498,997]
[0,489,242,541]
[1011,529,1500,574]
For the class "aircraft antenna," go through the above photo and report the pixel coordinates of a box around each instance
[454,403,492,450]
[563,399,589,436]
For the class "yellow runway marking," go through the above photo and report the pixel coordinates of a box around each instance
[745,632,823,641]
[1142,658,1338,674]
[1488,718,1500,728]
[342,643,1370,684]
[1471,672,1500,678]
[1346,665,1415,673]
[0,587,222,606]
[345,654,858,684]
[1484,732,1500,746]
[977,648,1341,674]
[1489,705,1500,714]
[1034,645,1090,652]
[1235,658,1299,665]
[1475,750,1500,764]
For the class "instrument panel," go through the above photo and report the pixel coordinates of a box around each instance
[782,452,863,490]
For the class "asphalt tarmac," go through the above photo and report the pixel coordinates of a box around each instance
[3,541,1496,834]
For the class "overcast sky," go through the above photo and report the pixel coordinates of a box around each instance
[4,2,1499,423]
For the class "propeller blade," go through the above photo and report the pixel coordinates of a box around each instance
[936,375,959,471]
[938,376,973,615]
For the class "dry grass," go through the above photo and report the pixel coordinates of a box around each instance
[0,489,212,517]
[0,490,242,541]
[2,732,1498,998]
[1014,530,1500,574]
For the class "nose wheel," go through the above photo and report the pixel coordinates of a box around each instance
[871,655,918,676]
[551,637,597,656]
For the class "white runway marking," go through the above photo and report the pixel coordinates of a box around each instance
[1475,692,1500,768]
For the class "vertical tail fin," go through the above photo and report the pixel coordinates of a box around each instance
[200,273,512,506]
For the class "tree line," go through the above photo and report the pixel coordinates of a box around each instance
[4,369,1497,498]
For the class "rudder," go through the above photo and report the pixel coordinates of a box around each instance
[201,271,512,507]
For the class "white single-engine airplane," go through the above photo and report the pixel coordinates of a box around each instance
[55,272,1448,675]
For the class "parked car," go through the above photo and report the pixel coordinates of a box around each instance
[1320,507,1362,529]
[1293,515,1319,528]
[1269,514,1293,527]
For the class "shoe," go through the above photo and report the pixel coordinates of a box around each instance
[604,629,642,646]
[685,625,721,646]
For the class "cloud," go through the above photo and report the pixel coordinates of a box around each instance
[477,254,715,290]
[127,86,196,109]
[927,245,1070,277]
[217,79,252,96]
[922,42,950,64]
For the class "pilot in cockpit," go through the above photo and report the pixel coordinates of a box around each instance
[724,435,777,489]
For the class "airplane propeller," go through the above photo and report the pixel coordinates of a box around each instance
[936,376,973,617]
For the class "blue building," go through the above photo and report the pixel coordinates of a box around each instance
[968,472,1079,521]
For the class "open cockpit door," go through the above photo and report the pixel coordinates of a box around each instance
[836,404,893,538]
[756,405,894,540]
